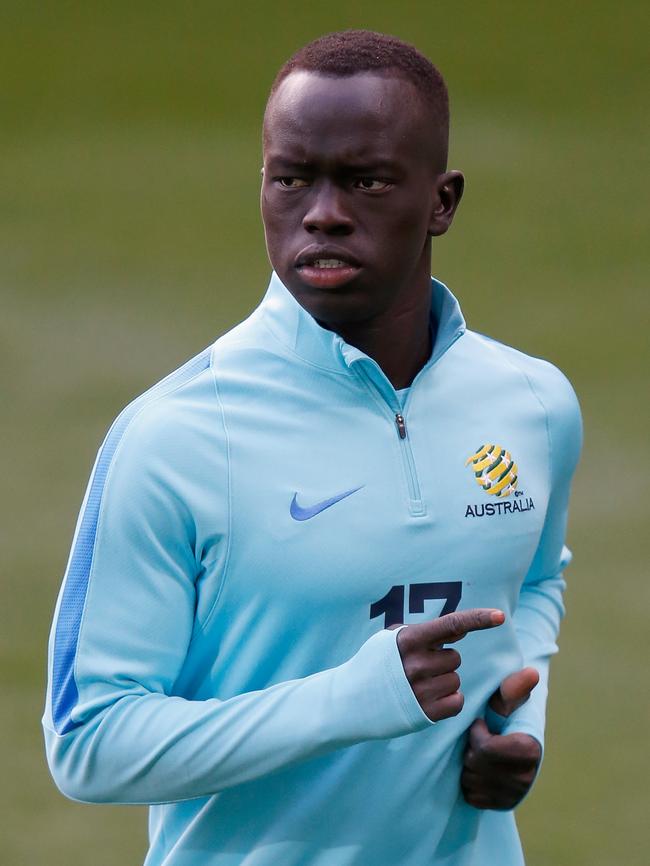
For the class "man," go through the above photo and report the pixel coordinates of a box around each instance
[43,30,582,866]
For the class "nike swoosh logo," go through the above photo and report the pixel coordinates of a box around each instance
[290,486,364,521]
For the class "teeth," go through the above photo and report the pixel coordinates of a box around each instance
[312,259,347,268]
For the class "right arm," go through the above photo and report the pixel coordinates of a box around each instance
[43,409,498,805]
[43,409,431,805]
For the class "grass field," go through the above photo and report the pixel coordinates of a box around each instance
[1,2,648,864]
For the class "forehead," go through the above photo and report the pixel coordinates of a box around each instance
[264,70,432,165]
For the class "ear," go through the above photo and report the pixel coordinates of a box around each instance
[428,170,464,237]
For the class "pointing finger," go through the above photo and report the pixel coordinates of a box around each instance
[422,609,505,647]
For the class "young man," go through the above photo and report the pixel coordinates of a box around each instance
[43,31,582,866]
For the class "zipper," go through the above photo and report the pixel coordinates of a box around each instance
[354,365,425,517]
[391,327,464,515]
[342,325,464,520]
[393,412,425,515]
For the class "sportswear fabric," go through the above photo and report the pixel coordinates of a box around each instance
[43,273,582,866]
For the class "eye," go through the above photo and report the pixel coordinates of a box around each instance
[277,177,310,189]
[354,178,392,192]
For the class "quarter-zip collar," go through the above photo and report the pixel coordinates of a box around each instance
[259,271,466,376]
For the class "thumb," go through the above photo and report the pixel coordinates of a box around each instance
[489,667,539,716]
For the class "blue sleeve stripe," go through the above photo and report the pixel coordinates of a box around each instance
[51,348,212,735]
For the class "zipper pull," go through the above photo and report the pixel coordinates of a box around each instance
[395,413,407,439]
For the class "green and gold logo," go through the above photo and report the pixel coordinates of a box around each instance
[466,444,518,498]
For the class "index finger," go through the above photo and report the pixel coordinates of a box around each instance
[424,609,505,646]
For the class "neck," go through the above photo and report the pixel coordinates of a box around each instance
[328,279,433,390]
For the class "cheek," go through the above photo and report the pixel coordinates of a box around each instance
[391,195,433,236]
[260,203,283,261]
[261,193,297,246]
[364,185,432,241]
[372,207,431,261]
[260,189,275,233]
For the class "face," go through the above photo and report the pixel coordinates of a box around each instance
[261,70,462,329]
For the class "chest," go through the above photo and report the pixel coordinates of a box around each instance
[204,370,548,632]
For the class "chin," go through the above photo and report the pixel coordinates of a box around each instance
[288,284,378,329]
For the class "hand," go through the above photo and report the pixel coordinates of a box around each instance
[394,609,505,722]
[461,668,542,810]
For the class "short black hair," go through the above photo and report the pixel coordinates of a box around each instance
[269,30,449,163]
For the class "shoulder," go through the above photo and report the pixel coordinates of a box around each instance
[464,330,580,414]
[463,330,583,478]
[97,346,225,492]
[100,302,285,482]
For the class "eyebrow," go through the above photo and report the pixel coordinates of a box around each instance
[265,158,313,171]
[265,156,402,174]
[343,161,401,174]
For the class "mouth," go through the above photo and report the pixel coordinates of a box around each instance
[295,248,361,290]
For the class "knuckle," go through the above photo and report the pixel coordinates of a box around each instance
[466,611,486,633]
[436,648,461,672]
[405,664,423,684]
[396,626,413,652]
[403,662,420,685]
[435,672,460,696]
[430,690,464,722]
[463,791,484,808]
[448,691,464,716]
[411,683,427,704]
[404,654,431,682]
[403,625,429,653]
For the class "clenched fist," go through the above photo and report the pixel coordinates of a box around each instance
[394,609,505,722]
[462,667,542,810]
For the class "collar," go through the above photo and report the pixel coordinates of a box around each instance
[259,271,466,375]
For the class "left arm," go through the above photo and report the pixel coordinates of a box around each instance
[462,364,583,809]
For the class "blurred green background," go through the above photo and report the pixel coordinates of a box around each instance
[1,2,647,864]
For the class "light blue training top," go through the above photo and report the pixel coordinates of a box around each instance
[43,274,582,866]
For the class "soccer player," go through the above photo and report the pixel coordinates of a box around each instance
[43,30,582,866]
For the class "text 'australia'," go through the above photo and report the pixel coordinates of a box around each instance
[465,497,535,518]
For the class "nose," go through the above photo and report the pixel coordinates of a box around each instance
[302,182,353,236]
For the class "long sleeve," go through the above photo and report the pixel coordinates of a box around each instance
[42,371,433,807]
[43,280,586,864]
[486,363,583,752]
